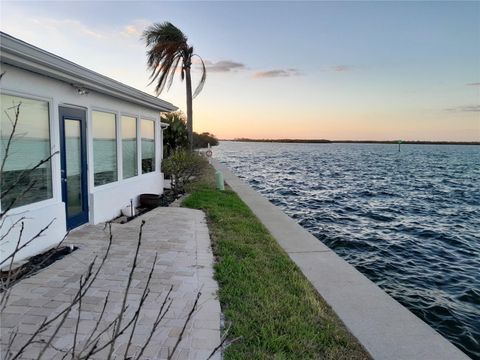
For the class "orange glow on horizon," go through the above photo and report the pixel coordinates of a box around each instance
[192,108,480,142]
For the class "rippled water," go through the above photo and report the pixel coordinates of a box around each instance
[215,141,480,359]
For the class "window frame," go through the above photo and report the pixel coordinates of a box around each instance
[120,113,139,180]
[91,109,118,188]
[140,117,156,174]
[0,90,56,213]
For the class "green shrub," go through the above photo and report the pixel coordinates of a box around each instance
[162,150,208,194]
[161,112,189,158]
[162,112,219,156]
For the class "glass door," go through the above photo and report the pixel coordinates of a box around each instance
[59,107,88,229]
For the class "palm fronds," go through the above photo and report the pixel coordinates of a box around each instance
[143,22,206,97]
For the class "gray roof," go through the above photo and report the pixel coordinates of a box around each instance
[0,32,177,112]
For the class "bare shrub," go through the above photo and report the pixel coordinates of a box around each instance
[162,149,208,194]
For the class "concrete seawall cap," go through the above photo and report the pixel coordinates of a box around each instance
[211,159,470,360]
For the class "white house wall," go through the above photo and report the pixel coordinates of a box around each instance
[0,202,66,270]
[0,64,166,267]
[90,172,164,224]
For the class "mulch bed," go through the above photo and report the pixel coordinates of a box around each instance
[0,245,77,291]
[113,189,182,224]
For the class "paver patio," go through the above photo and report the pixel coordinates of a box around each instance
[1,207,221,360]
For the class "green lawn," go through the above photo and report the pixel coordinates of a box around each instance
[182,170,369,359]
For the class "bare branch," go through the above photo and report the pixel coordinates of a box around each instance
[0,221,25,310]
[8,317,48,360]
[4,327,18,359]
[76,291,110,357]
[0,216,25,242]
[1,216,191,360]
[0,151,58,217]
[71,275,83,359]
[1,103,21,175]
[134,285,173,360]
[37,272,89,359]
[0,180,36,219]
[79,291,150,359]
[77,308,125,358]
[206,322,243,360]
[0,219,56,268]
[124,252,158,358]
[107,220,146,359]
[9,250,100,359]
[23,230,70,280]
[168,291,201,360]
[82,338,100,359]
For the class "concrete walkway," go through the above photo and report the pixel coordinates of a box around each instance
[212,159,469,360]
[1,207,221,360]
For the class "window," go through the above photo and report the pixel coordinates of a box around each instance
[141,119,155,173]
[0,94,52,210]
[92,111,117,186]
[121,115,137,179]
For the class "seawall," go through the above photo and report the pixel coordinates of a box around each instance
[211,159,469,360]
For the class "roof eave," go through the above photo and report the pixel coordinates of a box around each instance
[0,32,178,112]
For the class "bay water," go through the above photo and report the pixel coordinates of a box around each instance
[215,141,480,359]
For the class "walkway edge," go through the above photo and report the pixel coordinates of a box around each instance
[211,159,469,360]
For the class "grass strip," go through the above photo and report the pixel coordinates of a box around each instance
[183,169,369,359]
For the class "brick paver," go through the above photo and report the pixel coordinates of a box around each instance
[1,207,221,360]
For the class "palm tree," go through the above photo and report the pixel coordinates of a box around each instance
[143,22,206,151]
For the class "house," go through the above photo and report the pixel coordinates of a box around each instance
[0,32,177,266]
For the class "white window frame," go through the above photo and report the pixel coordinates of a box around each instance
[0,90,56,214]
[90,108,119,189]
[120,113,139,180]
[140,117,157,175]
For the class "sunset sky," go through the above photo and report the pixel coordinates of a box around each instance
[1,1,479,141]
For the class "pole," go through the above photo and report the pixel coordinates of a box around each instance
[215,171,225,191]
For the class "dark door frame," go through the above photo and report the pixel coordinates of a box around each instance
[59,106,89,230]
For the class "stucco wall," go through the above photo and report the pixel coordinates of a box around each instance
[91,172,164,224]
[0,63,166,268]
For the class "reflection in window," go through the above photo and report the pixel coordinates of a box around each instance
[141,119,155,173]
[93,111,117,186]
[64,119,83,217]
[121,116,137,179]
[0,94,52,210]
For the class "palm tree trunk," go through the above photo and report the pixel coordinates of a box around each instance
[185,67,193,151]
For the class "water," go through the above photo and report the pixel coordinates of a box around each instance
[215,141,480,359]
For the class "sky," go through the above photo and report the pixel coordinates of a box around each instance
[1,1,479,141]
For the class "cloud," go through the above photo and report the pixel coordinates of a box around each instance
[253,68,301,78]
[466,82,480,86]
[124,25,138,35]
[319,65,353,72]
[332,65,351,72]
[121,20,151,38]
[30,17,105,39]
[203,60,246,72]
[445,105,480,112]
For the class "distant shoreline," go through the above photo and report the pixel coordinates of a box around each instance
[223,138,480,146]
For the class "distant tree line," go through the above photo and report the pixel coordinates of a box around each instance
[231,138,479,146]
[161,111,218,158]
[193,132,218,149]
[233,138,331,144]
